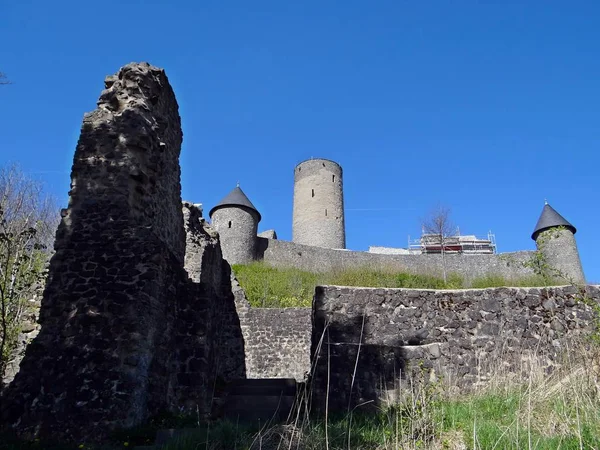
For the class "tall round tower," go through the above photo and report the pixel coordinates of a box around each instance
[209,185,261,265]
[531,202,585,284]
[292,158,345,249]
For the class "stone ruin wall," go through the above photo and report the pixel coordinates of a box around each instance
[0,63,245,442]
[257,237,536,283]
[181,202,245,387]
[310,284,600,413]
[239,308,311,381]
[229,276,311,382]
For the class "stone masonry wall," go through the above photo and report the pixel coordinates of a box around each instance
[211,206,258,265]
[311,284,600,413]
[258,237,535,283]
[181,202,246,388]
[292,159,345,249]
[237,308,312,381]
[0,63,245,442]
[536,228,585,284]
[1,63,186,441]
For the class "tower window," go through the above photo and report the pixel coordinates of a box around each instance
[322,163,325,167]
[325,209,328,216]
[228,221,232,228]
[332,175,335,182]
[311,189,314,198]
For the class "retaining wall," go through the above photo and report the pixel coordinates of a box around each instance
[311,284,600,413]
[237,307,311,381]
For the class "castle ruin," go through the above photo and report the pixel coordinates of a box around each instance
[0,62,594,443]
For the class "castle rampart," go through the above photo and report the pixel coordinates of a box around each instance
[257,237,536,283]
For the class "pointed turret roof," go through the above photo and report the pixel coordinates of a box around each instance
[531,202,576,240]
[209,185,261,221]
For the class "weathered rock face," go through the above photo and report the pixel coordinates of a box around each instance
[0,63,245,442]
[311,285,600,413]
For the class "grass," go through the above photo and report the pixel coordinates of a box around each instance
[232,262,558,308]
[158,341,600,449]
[469,274,555,289]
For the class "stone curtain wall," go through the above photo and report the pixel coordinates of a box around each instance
[238,307,311,381]
[310,285,600,413]
[258,237,535,283]
[0,64,245,442]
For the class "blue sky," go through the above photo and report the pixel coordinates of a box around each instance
[1,1,598,281]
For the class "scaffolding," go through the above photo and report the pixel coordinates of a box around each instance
[408,230,497,255]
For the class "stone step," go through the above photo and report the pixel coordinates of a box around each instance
[222,394,296,423]
[214,378,299,424]
[226,378,297,396]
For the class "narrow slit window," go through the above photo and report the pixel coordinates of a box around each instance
[325,209,328,216]
[332,174,335,182]
[228,221,232,228]
[311,189,314,197]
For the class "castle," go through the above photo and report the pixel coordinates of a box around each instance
[208,158,586,284]
[0,63,595,443]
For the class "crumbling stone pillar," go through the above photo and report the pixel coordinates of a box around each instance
[1,63,187,441]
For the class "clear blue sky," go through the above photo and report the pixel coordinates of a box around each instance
[1,1,598,281]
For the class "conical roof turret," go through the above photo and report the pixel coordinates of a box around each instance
[531,202,576,240]
[209,185,261,221]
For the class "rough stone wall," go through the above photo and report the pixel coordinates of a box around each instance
[0,63,245,442]
[536,228,585,284]
[257,229,277,239]
[369,246,411,255]
[310,285,600,413]
[237,308,311,381]
[180,202,246,400]
[258,237,536,283]
[292,159,345,249]
[211,207,258,265]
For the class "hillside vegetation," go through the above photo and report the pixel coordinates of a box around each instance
[232,262,552,308]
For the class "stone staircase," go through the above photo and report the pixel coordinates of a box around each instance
[134,378,299,449]
[216,378,298,423]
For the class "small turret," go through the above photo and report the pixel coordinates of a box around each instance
[531,202,585,284]
[209,185,261,265]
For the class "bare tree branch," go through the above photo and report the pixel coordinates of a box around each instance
[421,205,455,283]
[0,72,11,85]
[0,164,58,383]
